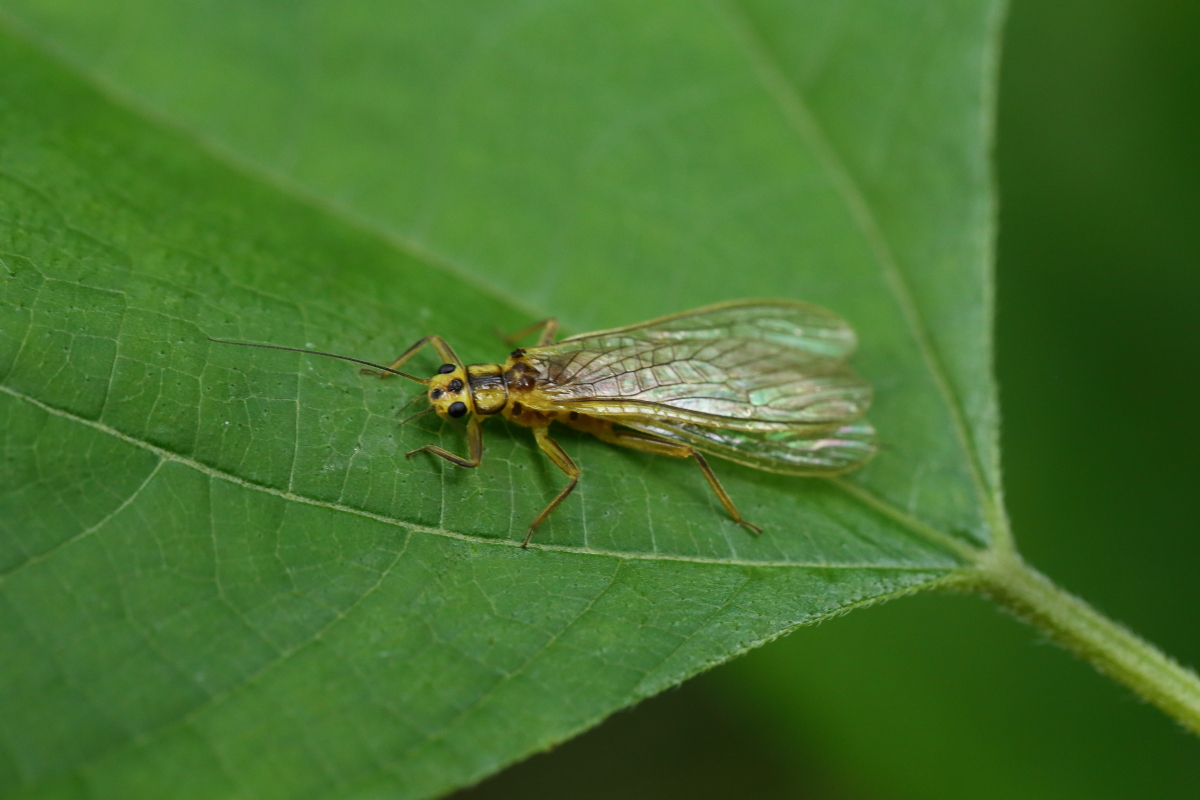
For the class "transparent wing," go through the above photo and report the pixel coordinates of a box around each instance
[526,300,871,431]
[622,418,878,476]
[557,298,858,360]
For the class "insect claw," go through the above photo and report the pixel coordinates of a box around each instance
[740,520,763,536]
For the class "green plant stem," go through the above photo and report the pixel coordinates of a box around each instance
[967,549,1200,736]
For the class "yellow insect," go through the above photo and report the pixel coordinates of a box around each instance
[211,299,875,547]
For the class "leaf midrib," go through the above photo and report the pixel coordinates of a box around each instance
[0,383,963,580]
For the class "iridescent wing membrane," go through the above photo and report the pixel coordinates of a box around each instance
[525,300,877,475]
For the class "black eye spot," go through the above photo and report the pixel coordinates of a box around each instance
[430,389,443,400]
[437,364,456,374]
[448,401,467,418]
[510,349,525,359]
[448,378,464,393]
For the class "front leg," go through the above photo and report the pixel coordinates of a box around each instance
[406,417,484,468]
[365,334,464,378]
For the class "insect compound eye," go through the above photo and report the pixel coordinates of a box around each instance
[430,389,443,400]
[437,363,456,374]
[447,378,464,393]
[448,401,468,419]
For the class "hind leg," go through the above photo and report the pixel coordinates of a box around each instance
[594,428,761,535]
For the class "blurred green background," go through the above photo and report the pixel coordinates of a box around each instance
[458,0,1200,797]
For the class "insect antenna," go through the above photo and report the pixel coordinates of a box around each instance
[207,338,430,385]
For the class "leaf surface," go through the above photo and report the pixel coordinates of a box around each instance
[0,2,1003,797]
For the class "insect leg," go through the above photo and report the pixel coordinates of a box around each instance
[524,426,580,548]
[498,318,559,347]
[688,451,762,535]
[365,335,464,378]
[596,429,762,536]
[406,417,484,468]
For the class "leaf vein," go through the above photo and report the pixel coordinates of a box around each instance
[712,0,1001,538]
[0,382,964,570]
[0,458,165,584]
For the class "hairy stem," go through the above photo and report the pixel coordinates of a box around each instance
[966,550,1200,736]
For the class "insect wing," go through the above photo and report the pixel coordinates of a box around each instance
[623,418,878,476]
[526,300,871,431]
[556,299,858,361]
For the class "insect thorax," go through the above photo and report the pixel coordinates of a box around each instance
[504,359,539,393]
[465,364,508,415]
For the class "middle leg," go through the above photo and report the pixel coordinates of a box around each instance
[406,417,484,468]
[525,425,580,547]
[498,318,559,347]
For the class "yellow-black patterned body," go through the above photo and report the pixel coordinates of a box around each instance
[213,299,876,547]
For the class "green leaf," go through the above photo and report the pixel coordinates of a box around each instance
[0,2,1004,798]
